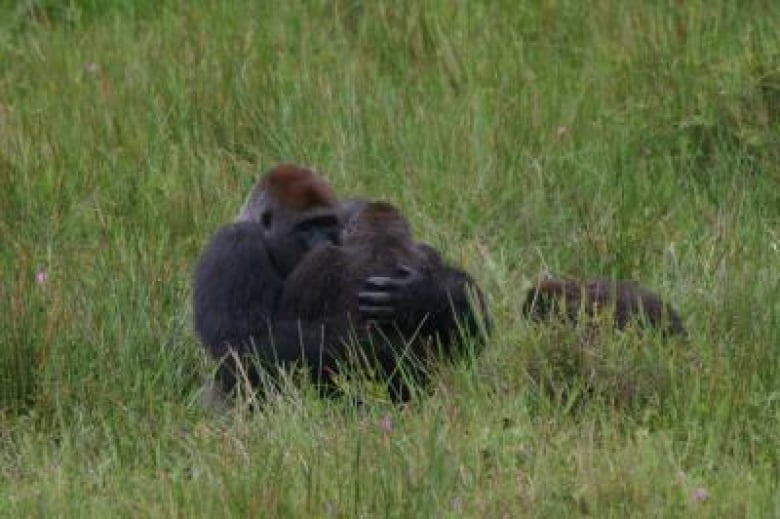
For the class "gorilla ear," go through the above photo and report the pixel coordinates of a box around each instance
[260,210,273,229]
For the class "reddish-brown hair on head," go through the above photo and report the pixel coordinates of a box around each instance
[260,164,337,211]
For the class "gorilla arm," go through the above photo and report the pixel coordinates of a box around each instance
[340,198,491,348]
[192,222,286,358]
[358,244,491,350]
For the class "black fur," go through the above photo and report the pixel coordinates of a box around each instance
[193,219,354,398]
[193,201,489,405]
[522,279,685,336]
[279,204,491,401]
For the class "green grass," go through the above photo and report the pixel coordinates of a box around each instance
[1,0,778,516]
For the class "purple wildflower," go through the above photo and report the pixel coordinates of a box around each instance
[35,268,48,285]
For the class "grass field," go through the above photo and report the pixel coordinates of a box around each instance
[1,1,778,516]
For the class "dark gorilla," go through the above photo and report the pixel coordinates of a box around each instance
[522,278,686,336]
[192,168,488,409]
[193,165,356,407]
[279,200,491,401]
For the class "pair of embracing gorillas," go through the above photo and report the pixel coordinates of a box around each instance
[191,165,685,409]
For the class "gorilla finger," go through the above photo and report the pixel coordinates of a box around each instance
[366,272,419,290]
[358,304,396,317]
[358,290,393,304]
[365,275,396,289]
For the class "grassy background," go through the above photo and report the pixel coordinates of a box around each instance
[1,0,778,516]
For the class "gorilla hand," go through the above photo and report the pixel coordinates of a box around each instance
[358,264,424,323]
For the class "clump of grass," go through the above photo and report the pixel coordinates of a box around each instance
[521,321,694,413]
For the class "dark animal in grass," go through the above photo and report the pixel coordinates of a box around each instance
[522,279,685,336]
[192,168,488,408]
[279,200,491,402]
[193,164,354,407]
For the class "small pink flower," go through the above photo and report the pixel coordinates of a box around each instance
[35,268,48,285]
[378,415,393,435]
[689,487,709,503]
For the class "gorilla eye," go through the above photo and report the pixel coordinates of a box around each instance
[260,211,273,228]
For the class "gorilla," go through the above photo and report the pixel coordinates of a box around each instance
[192,166,489,407]
[522,278,685,336]
[279,200,490,401]
[193,165,351,405]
